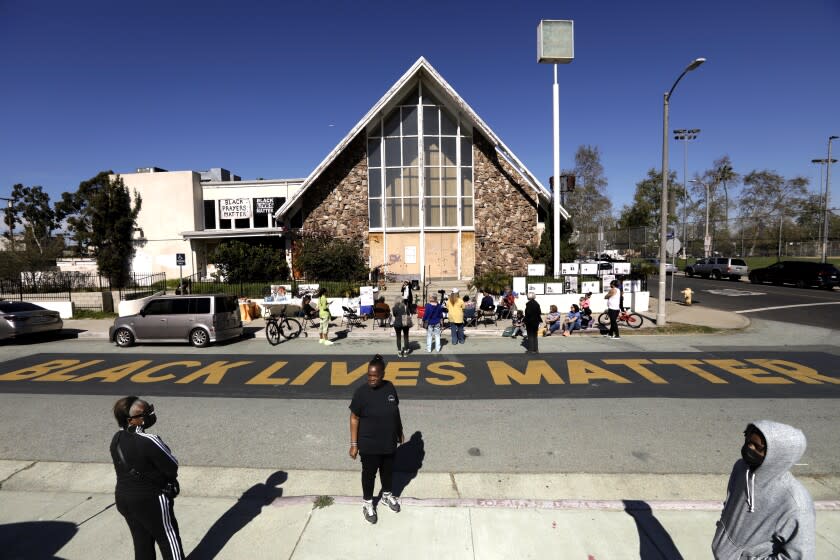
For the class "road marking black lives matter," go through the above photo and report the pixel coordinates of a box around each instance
[0,353,838,399]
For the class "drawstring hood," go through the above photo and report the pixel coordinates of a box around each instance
[712,420,815,559]
[744,470,756,513]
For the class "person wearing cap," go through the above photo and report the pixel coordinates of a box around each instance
[445,289,466,346]
[111,396,184,560]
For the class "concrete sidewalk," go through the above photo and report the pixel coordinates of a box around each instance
[2,461,839,559]
[64,300,748,341]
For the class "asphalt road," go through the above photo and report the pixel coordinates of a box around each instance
[649,273,840,328]
[0,328,838,476]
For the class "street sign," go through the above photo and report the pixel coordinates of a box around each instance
[665,238,682,257]
[176,253,186,266]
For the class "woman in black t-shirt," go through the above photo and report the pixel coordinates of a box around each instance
[349,354,404,524]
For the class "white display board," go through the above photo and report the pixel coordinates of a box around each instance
[545,282,564,294]
[405,246,417,264]
[359,286,375,307]
[613,262,631,275]
[580,263,598,275]
[560,262,579,275]
[297,283,319,295]
[527,263,546,276]
[581,280,601,294]
[220,198,252,219]
[601,274,616,287]
[512,276,527,295]
[565,277,579,294]
[622,279,642,293]
[527,283,545,295]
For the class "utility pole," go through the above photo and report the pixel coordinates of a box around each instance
[822,136,838,263]
[673,129,700,259]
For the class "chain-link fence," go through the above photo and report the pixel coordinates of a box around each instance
[576,217,839,259]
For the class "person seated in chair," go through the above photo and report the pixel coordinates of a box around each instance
[544,305,562,336]
[479,290,495,312]
[561,304,582,337]
[300,294,318,320]
[373,296,391,326]
[463,295,476,326]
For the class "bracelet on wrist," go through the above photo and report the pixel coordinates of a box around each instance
[350,442,357,446]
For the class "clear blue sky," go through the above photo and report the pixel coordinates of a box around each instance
[1,0,837,214]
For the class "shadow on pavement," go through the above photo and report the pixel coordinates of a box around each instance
[622,500,684,560]
[392,431,425,497]
[187,470,287,560]
[0,520,77,559]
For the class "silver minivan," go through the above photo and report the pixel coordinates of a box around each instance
[110,294,243,348]
[686,257,749,280]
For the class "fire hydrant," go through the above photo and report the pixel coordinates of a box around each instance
[681,287,693,306]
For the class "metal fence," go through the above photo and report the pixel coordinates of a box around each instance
[576,217,839,259]
[119,272,167,301]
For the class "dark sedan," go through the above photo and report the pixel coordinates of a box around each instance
[748,261,839,289]
[0,301,64,340]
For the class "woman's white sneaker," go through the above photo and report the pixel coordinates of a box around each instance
[382,492,401,513]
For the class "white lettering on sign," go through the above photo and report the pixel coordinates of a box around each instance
[254,198,280,215]
[220,199,252,220]
[704,289,766,297]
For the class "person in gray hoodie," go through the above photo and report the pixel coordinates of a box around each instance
[712,420,815,559]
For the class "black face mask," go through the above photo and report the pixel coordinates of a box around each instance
[741,444,764,468]
[129,403,157,430]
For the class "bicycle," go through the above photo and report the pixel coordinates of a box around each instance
[264,307,303,345]
[597,309,644,329]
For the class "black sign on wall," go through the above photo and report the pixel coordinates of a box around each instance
[254,197,285,215]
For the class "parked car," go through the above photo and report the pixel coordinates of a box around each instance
[0,301,64,341]
[110,294,243,348]
[685,257,749,280]
[748,261,840,290]
[644,258,678,274]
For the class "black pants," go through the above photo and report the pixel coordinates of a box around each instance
[116,492,184,560]
[608,308,620,337]
[361,453,395,500]
[526,325,539,353]
[394,326,410,352]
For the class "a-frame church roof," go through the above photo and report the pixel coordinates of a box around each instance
[275,56,569,221]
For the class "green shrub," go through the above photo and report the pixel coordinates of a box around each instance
[209,241,289,282]
[469,268,512,294]
[293,233,368,282]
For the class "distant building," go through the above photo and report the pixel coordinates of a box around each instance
[119,57,567,282]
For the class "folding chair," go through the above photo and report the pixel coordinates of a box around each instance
[464,308,477,327]
[479,308,497,327]
[372,307,391,330]
[341,306,363,331]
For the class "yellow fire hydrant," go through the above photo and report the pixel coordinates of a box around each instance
[682,287,693,306]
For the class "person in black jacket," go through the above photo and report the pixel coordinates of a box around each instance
[349,354,404,524]
[110,396,184,560]
[523,292,542,354]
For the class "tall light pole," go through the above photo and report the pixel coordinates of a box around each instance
[674,128,700,259]
[812,158,836,250]
[690,179,711,257]
[538,20,574,277]
[657,57,706,327]
[822,136,838,263]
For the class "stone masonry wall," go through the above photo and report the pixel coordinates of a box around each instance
[298,134,370,256]
[473,131,540,276]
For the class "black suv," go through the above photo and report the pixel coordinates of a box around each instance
[748,261,839,289]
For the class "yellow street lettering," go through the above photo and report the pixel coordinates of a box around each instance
[291,362,327,386]
[0,360,84,381]
[385,362,420,386]
[747,359,840,385]
[330,362,368,386]
[603,359,668,384]
[175,361,253,384]
[653,359,728,384]
[567,360,632,384]
[705,359,793,384]
[132,361,201,383]
[246,362,289,385]
[425,362,468,386]
[487,360,564,385]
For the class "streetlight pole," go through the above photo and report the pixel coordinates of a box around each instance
[657,57,706,327]
[822,136,838,263]
[674,129,700,259]
[811,158,835,251]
